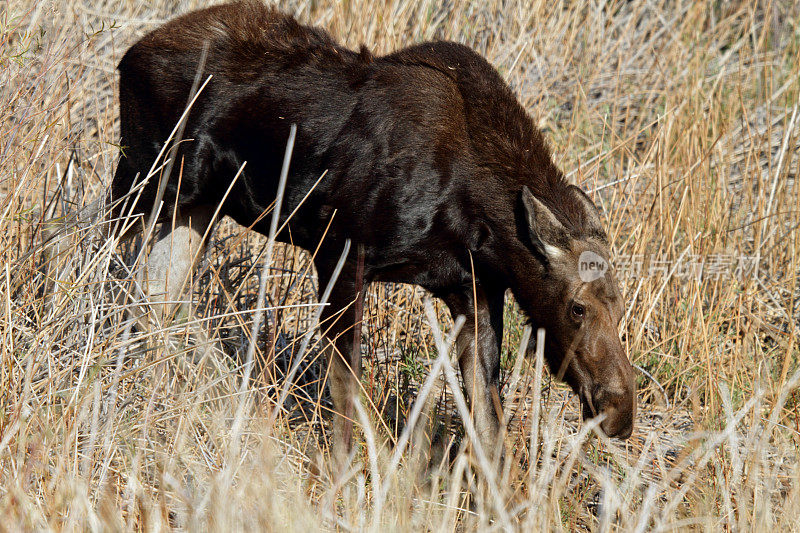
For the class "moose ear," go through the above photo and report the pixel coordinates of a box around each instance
[567,184,607,241]
[521,186,568,260]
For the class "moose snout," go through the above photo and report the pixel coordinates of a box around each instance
[598,392,635,439]
[588,380,636,439]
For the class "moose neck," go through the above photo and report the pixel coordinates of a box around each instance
[477,235,554,326]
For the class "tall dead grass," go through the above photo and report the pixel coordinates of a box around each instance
[1,0,799,530]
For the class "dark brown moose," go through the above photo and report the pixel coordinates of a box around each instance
[110,1,636,463]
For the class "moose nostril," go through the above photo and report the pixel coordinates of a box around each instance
[599,408,634,439]
[615,421,633,440]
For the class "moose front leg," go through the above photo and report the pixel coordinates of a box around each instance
[443,285,505,459]
[316,251,366,471]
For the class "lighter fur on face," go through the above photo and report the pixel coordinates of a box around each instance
[544,243,564,260]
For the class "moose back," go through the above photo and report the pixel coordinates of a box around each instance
[110,1,636,460]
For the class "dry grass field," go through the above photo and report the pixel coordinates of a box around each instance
[1,0,799,530]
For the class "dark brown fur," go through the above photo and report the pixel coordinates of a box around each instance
[110,1,636,462]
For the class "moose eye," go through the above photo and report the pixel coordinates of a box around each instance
[571,303,585,319]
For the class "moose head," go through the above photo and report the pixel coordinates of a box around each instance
[519,185,636,439]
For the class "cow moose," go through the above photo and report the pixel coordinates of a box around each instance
[110,1,636,463]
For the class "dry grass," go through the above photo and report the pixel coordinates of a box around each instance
[2,0,800,530]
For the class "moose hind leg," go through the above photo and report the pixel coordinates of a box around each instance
[145,205,215,325]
